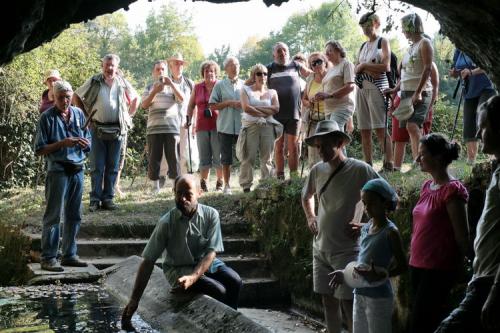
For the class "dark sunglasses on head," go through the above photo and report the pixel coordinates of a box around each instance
[311,59,324,67]
[256,72,268,77]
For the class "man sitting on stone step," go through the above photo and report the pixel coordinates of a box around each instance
[121,174,242,329]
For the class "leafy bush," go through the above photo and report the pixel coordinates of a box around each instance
[0,223,31,285]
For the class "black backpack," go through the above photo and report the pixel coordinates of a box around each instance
[359,37,399,88]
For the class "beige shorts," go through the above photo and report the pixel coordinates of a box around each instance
[356,81,386,130]
[313,247,358,299]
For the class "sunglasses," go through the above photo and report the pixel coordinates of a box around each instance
[255,72,268,77]
[311,59,324,67]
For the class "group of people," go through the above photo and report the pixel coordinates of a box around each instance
[34,9,499,333]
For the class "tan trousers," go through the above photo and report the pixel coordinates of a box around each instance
[238,123,276,189]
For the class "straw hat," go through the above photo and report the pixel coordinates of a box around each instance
[305,120,351,146]
[43,69,61,83]
[167,53,188,65]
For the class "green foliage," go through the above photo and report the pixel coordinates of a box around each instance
[0,223,31,285]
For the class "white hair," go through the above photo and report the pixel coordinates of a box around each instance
[53,80,73,94]
[223,56,239,68]
[273,42,289,53]
[101,53,120,65]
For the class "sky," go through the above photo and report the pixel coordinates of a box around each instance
[120,0,441,57]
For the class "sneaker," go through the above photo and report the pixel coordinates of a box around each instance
[223,185,232,195]
[215,180,223,191]
[101,200,117,211]
[89,202,100,212]
[200,179,208,192]
[41,260,64,272]
[61,258,88,267]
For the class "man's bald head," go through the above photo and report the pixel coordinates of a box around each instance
[174,174,200,192]
[174,174,201,217]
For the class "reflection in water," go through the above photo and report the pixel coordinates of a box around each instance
[0,283,159,332]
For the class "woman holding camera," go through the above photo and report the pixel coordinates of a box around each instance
[238,64,281,192]
[141,60,185,193]
[187,60,223,192]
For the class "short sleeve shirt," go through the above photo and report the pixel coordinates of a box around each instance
[34,106,91,171]
[322,59,356,115]
[142,204,225,285]
[453,49,495,99]
[473,164,500,278]
[410,180,469,270]
[267,61,302,121]
[142,83,182,135]
[209,77,243,135]
[302,158,379,253]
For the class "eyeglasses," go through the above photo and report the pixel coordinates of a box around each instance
[255,72,268,77]
[311,59,324,67]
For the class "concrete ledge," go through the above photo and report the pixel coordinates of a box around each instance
[103,256,271,332]
[27,263,101,285]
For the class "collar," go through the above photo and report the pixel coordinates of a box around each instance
[227,77,239,84]
[174,203,201,221]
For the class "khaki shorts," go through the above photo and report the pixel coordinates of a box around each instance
[356,81,386,130]
[313,247,358,299]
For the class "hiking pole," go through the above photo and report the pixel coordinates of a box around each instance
[451,80,465,141]
[186,115,193,174]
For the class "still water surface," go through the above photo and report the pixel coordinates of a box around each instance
[0,283,159,332]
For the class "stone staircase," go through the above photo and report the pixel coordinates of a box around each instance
[27,219,289,307]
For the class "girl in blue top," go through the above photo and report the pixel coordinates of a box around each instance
[330,178,407,333]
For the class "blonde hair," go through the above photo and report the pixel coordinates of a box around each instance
[307,52,330,70]
[200,60,221,79]
[244,64,267,86]
[359,12,380,26]
[401,13,424,34]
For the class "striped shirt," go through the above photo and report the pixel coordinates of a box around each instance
[142,83,182,135]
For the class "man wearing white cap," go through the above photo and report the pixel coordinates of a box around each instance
[39,69,62,113]
[301,119,378,333]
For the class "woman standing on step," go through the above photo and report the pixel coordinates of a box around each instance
[237,64,281,193]
[187,60,223,192]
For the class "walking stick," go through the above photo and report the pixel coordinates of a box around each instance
[451,80,465,141]
[186,115,193,174]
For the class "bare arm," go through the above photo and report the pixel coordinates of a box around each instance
[253,90,279,115]
[240,88,267,117]
[412,38,433,104]
[302,190,318,235]
[388,229,408,277]
[298,63,313,78]
[72,94,87,116]
[141,83,162,109]
[430,62,439,105]
[177,251,216,290]
[446,198,470,259]
[357,38,391,76]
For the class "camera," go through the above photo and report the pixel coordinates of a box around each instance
[203,108,212,118]
[159,76,165,83]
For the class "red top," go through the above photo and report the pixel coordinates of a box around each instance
[39,89,54,113]
[410,179,469,270]
[194,81,218,132]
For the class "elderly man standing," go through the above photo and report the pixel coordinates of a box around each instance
[141,60,184,193]
[35,81,91,271]
[121,174,242,331]
[267,42,311,180]
[302,120,378,333]
[73,54,139,212]
[209,57,243,194]
[436,95,500,333]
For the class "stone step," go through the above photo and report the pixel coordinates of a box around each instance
[28,235,260,257]
[33,221,251,239]
[81,255,271,278]
[239,278,290,308]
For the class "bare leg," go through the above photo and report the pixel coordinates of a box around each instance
[360,129,373,164]
[466,141,478,163]
[394,142,407,170]
[407,122,422,161]
[200,168,209,181]
[322,294,342,333]
[287,134,299,174]
[222,165,231,186]
[274,134,285,176]
[375,128,393,165]
[216,166,223,183]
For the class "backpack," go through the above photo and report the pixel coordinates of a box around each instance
[359,37,399,88]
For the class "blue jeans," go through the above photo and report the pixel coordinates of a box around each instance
[435,277,495,333]
[41,170,83,262]
[89,129,123,204]
[189,264,242,310]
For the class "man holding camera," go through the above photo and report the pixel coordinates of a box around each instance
[35,81,91,271]
[73,54,138,212]
[141,60,185,193]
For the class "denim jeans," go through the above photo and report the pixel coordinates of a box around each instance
[189,264,242,310]
[435,277,495,333]
[41,170,83,262]
[89,129,123,204]
[353,294,394,333]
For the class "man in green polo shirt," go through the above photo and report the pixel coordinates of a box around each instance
[121,174,242,329]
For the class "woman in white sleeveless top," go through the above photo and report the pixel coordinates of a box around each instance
[237,64,281,192]
[387,13,433,164]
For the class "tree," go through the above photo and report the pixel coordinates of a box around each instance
[84,12,130,58]
[209,44,232,71]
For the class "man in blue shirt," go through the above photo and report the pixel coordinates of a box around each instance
[34,80,91,272]
[121,174,242,330]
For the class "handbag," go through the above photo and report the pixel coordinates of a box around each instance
[56,161,83,176]
[392,97,414,121]
[95,123,121,140]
